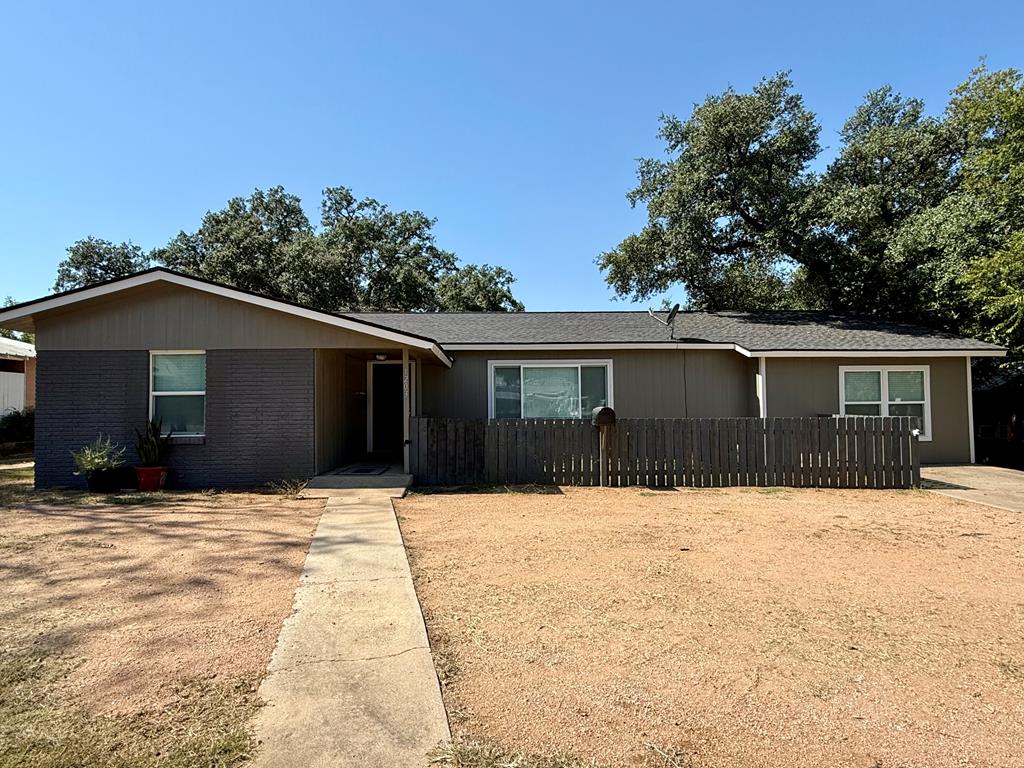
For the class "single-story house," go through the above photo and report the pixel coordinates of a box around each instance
[0,267,1006,488]
[0,335,36,415]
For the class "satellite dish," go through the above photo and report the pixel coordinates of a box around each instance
[648,303,682,328]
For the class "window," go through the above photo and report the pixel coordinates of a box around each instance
[151,352,206,436]
[489,360,612,419]
[839,365,931,440]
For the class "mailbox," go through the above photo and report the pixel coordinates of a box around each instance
[591,406,616,427]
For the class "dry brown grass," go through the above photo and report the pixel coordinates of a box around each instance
[0,464,322,767]
[397,485,1024,768]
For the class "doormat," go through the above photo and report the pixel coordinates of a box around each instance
[336,464,390,476]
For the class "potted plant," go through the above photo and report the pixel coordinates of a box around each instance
[134,418,171,491]
[71,435,127,492]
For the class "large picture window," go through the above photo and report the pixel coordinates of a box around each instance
[839,365,931,440]
[489,360,611,419]
[150,351,206,436]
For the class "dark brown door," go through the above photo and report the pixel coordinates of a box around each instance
[371,364,403,456]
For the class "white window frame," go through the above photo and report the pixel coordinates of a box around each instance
[487,359,614,419]
[149,350,207,437]
[838,364,932,441]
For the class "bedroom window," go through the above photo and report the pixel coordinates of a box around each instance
[150,351,206,436]
[839,365,931,440]
[489,361,612,419]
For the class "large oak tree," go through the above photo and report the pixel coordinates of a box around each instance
[55,186,524,313]
[602,66,1024,355]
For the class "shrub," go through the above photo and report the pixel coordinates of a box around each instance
[71,436,126,477]
[0,407,34,443]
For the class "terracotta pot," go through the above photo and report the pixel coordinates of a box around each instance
[86,468,123,493]
[134,466,168,492]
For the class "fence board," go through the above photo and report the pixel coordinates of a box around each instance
[752,419,764,486]
[657,421,667,486]
[615,419,627,487]
[779,417,789,487]
[894,418,906,489]
[825,417,837,488]
[703,419,715,487]
[634,420,646,486]
[811,417,822,487]
[682,420,692,487]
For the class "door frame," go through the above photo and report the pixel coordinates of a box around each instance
[366,360,416,454]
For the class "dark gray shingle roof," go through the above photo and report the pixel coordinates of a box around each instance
[347,310,1004,353]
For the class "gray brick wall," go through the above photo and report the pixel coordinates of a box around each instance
[36,349,315,489]
[36,350,149,488]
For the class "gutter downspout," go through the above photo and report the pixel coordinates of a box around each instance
[966,356,975,464]
[756,357,767,418]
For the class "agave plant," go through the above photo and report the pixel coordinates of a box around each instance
[134,418,172,467]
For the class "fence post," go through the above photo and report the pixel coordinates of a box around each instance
[591,406,616,487]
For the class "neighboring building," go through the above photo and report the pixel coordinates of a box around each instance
[0,336,36,415]
[0,268,1006,488]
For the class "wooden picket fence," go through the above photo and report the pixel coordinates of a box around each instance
[410,416,921,489]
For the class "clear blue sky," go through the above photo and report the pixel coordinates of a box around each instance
[1,1,1021,310]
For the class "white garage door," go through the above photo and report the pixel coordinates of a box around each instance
[0,371,25,415]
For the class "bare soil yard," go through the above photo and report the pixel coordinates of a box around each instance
[397,486,1024,768]
[0,464,322,767]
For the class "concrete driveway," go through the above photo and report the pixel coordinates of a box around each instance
[921,464,1024,513]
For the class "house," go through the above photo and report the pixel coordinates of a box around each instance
[0,267,1006,488]
[0,336,36,415]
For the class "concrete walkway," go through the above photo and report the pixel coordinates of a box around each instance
[253,487,450,768]
[922,464,1024,513]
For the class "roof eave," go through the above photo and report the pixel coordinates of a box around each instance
[751,348,1007,358]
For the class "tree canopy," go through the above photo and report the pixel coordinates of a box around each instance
[599,73,821,311]
[54,237,148,293]
[601,65,1024,354]
[0,297,33,343]
[54,186,524,313]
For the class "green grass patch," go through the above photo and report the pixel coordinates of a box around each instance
[0,646,259,768]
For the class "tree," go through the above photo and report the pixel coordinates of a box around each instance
[53,237,149,292]
[146,185,524,313]
[951,67,1024,350]
[806,87,962,322]
[1,297,33,342]
[600,67,1024,360]
[152,186,312,301]
[598,73,821,310]
[436,264,525,311]
[311,186,459,312]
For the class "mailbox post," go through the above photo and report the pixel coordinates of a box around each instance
[591,406,616,487]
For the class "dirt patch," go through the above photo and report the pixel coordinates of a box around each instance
[0,469,322,719]
[397,486,1024,768]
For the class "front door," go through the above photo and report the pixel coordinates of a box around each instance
[368,362,408,456]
